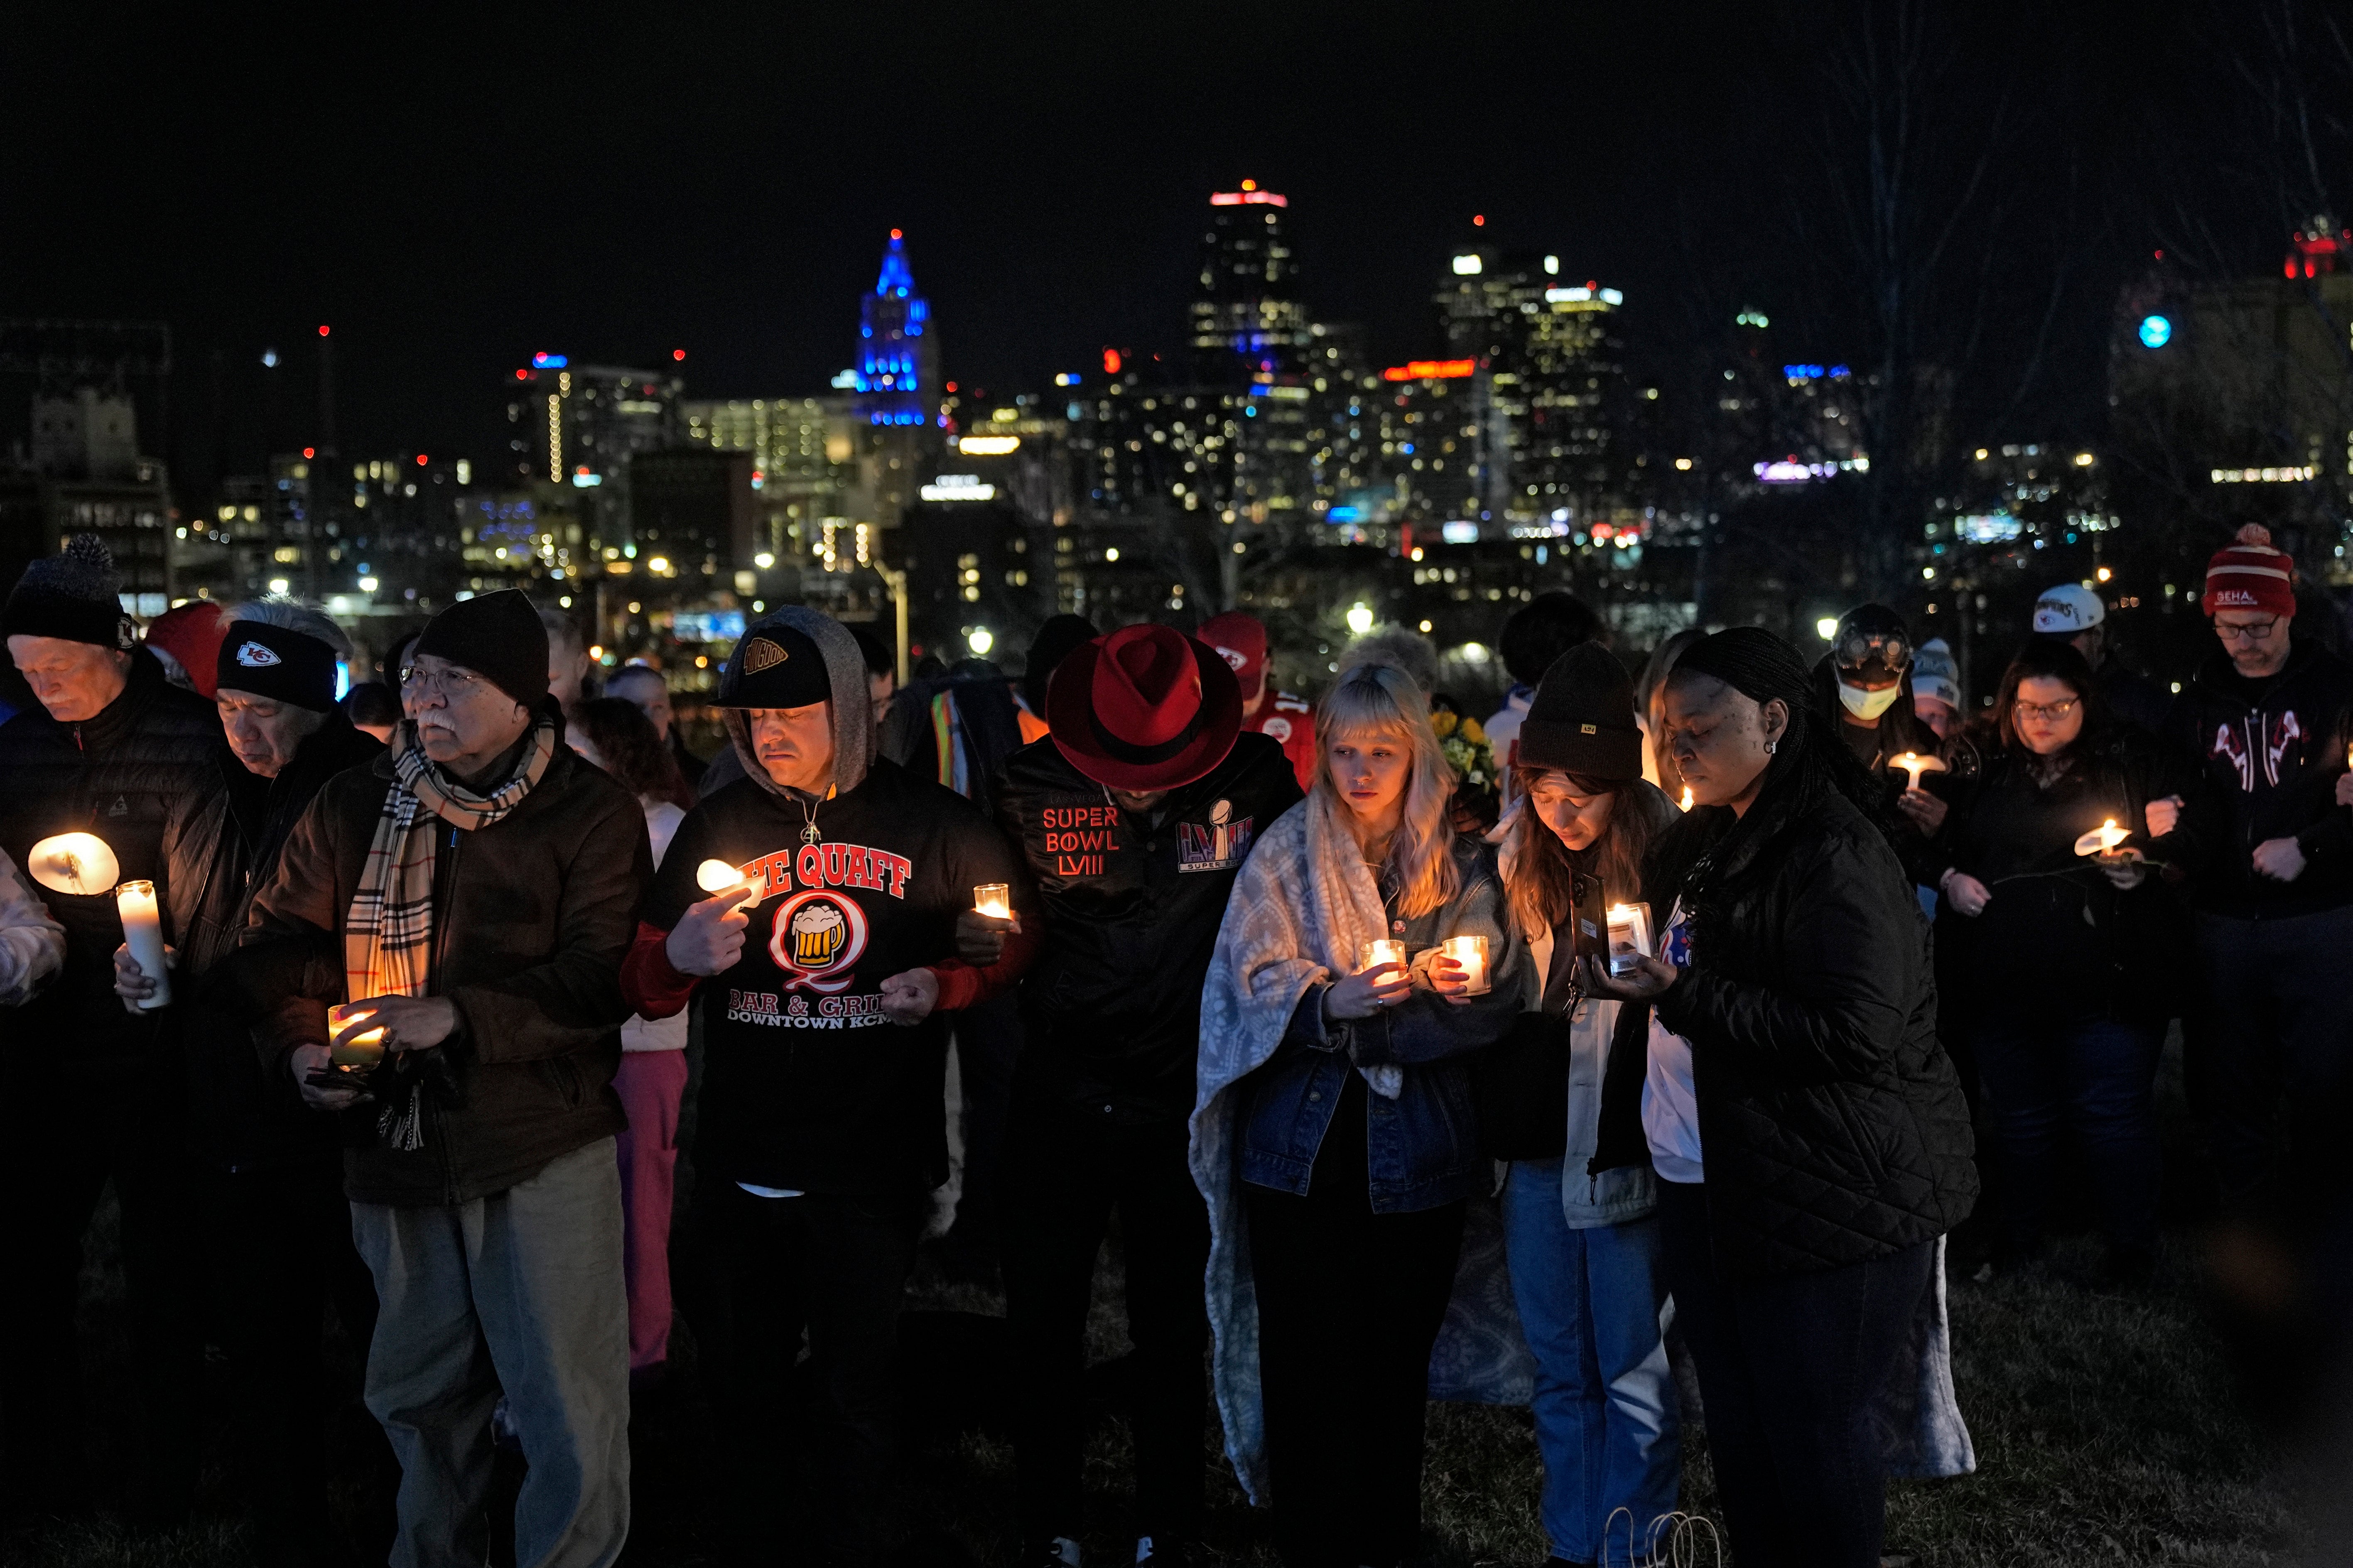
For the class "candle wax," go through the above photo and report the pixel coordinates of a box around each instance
[115,880,172,1010]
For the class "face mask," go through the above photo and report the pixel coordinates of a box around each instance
[1838,681,1901,722]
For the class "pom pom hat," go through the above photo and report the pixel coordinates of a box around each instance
[1,534,132,649]
[2201,524,2297,617]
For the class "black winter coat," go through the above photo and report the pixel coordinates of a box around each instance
[166,715,383,1169]
[0,647,222,1063]
[1592,764,1978,1276]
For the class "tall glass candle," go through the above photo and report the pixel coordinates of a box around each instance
[115,880,171,1009]
[973,883,1011,920]
[1605,902,1653,978]
[1439,934,1490,995]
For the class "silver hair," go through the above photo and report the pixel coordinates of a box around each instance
[227,598,353,659]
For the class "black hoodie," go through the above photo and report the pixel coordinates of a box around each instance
[2162,639,2353,919]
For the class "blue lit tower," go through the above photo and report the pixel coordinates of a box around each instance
[856,229,937,428]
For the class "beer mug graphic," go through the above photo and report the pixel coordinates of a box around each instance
[768,890,869,993]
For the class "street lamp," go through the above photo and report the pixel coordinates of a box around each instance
[1346,602,1375,636]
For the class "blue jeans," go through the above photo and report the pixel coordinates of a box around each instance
[1503,1160,1679,1566]
[1972,1012,2161,1252]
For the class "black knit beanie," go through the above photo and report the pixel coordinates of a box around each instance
[217,620,341,712]
[1,534,132,650]
[1023,613,1100,712]
[410,590,549,708]
[1518,643,1644,782]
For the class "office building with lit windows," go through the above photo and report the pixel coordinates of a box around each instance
[1190,182,1315,385]
[505,355,683,538]
[1435,247,1631,522]
[856,230,945,530]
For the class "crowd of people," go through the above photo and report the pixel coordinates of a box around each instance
[0,517,2344,1568]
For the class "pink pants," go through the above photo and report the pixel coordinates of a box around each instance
[613,1049,689,1370]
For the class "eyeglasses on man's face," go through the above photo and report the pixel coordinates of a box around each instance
[399,663,485,699]
[2215,617,2283,644]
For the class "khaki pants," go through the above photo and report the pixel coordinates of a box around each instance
[351,1137,630,1568]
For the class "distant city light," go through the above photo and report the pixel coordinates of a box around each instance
[831,369,858,388]
[1736,309,1770,329]
[572,470,602,487]
[1329,506,1362,522]
[1544,255,1559,274]
[260,348,278,368]
[672,348,686,361]
[967,627,995,656]
[1210,188,1288,208]
[1382,359,1477,382]
[533,352,569,368]
[1452,254,1483,276]
[1544,285,1625,306]
[1440,521,1479,544]
[959,435,1021,456]
[456,459,470,484]
[301,447,314,459]
[270,578,291,595]
[1816,617,1839,642]
[317,325,329,338]
[1957,512,2023,543]
[415,453,428,466]
[1346,602,1376,635]
[2138,314,2172,348]
[2211,465,2316,483]
[1674,458,1694,470]
[921,475,996,502]
[358,576,379,592]
[1103,348,1123,374]
[1055,372,1082,386]
[1783,364,1850,380]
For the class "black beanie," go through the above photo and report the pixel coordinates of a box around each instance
[410,590,549,708]
[216,620,341,712]
[1,534,132,650]
[1023,613,1100,711]
[1518,643,1644,782]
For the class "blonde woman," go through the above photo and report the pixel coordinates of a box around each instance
[1193,659,1528,1568]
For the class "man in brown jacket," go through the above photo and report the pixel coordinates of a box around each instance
[228,590,650,1568]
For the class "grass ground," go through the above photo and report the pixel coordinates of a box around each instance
[0,1037,2308,1567]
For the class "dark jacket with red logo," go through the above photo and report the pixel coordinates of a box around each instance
[993,731,1303,1124]
[2162,640,2353,919]
[625,757,1029,1195]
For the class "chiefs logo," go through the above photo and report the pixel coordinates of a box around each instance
[1214,644,1249,673]
[1261,716,1293,744]
[768,890,869,993]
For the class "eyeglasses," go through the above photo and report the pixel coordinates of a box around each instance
[398,665,484,699]
[2215,618,2282,643]
[2014,697,2081,722]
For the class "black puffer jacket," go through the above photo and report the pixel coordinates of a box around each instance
[1592,765,1978,1276]
[0,647,223,1064]
[165,714,383,1170]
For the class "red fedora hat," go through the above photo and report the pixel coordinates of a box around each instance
[1047,623,1244,791]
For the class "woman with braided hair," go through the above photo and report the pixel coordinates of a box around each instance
[1587,625,1978,1568]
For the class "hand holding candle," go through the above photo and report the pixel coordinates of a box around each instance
[2072,818,2137,859]
[973,883,1011,920]
[696,858,757,909]
[114,880,171,1009]
[1604,902,1653,978]
[1889,751,1948,795]
[327,1003,388,1070]
[1438,933,1490,998]
[1329,939,1414,1019]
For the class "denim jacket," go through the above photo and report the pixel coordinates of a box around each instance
[1237,839,1528,1212]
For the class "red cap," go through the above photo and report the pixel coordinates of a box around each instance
[1047,624,1243,791]
[1196,611,1266,693]
[144,601,231,699]
[2201,524,2297,617]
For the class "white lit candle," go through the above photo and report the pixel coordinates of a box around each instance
[25,831,118,897]
[2074,818,2133,858]
[1678,784,1695,813]
[1605,902,1653,978]
[697,858,758,908]
[1889,751,1947,794]
[973,883,1011,920]
[1358,938,1408,981]
[114,879,171,1009]
[1440,933,1490,995]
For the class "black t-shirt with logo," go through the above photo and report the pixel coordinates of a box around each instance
[648,757,1027,1194]
[993,731,1303,1122]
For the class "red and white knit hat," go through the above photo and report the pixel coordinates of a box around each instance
[2201,524,2297,617]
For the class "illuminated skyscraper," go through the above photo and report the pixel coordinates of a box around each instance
[1190,182,1313,385]
[856,230,937,429]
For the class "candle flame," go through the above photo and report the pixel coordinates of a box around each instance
[697,858,745,894]
[1679,785,1694,811]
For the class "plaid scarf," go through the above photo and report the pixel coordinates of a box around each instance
[344,718,556,1145]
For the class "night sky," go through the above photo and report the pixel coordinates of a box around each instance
[2,1,2281,494]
